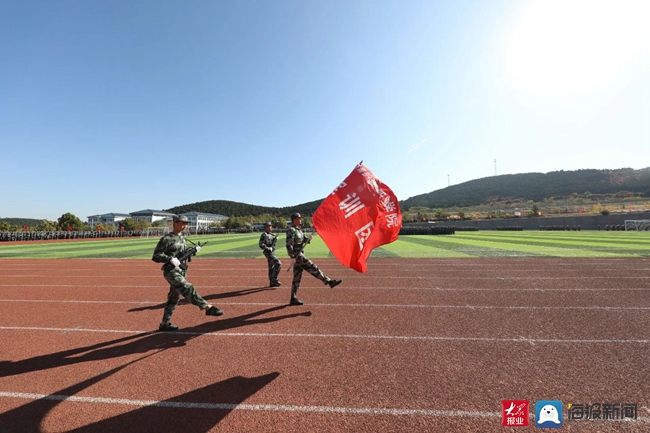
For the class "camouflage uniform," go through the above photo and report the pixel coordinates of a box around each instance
[259,229,282,286]
[152,231,210,323]
[286,222,337,304]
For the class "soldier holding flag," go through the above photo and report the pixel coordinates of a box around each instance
[312,162,402,273]
[286,213,342,306]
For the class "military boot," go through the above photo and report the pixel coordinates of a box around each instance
[290,287,303,305]
[328,279,342,288]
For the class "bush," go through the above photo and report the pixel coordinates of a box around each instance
[601,209,610,215]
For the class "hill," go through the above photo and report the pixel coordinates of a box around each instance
[166,168,650,217]
[400,167,650,210]
[165,199,324,218]
[0,218,43,227]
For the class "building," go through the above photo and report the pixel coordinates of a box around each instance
[129,209,177,224]
[87,213,131,227]
[180,211,228,231]
[86,209,228,231]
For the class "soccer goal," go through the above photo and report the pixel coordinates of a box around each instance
[624,220,650,231]
[142,226,171,238]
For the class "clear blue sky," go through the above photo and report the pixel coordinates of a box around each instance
[1,0,648,221]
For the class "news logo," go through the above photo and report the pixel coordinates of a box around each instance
[535,400,563,428]
[501,400,529,427]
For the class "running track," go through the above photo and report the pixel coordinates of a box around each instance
[0,258,649,432]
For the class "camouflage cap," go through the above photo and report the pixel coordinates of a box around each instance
[173,215,189,223]
[291,213,302,219]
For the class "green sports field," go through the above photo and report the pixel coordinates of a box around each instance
[0,231,648,259]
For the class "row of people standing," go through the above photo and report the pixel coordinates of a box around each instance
[152,213,341,332]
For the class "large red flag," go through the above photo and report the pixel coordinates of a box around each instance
[312,162,402,273]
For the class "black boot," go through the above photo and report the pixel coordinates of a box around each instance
[159,322,179,332]
[205,306,224,316]
[290,287,303,305]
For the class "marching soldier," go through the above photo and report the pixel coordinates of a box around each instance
[152,215,224,331]
[259,222,282,287]
[286,213,341,305]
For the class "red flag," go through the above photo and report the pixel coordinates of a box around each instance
[312,163,402,273]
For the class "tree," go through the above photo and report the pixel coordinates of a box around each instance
[530,203,540,217]
[118,218,152,231]
[57,213,84,231]
[224,216,242,230]
[120,218,138,231]
[95,222,114,232]
[434,209,448,220]
[273,218,287,229]
[35,220,58,231]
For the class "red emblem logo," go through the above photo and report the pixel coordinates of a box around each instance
[502,400,530,427]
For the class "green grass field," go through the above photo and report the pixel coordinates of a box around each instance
[0,231,649,259]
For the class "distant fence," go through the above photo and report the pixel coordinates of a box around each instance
[0,231,142,242]
[539,225,582,231]
[399,226,460,235]
[408,211,650,231]
[0,228,290,242]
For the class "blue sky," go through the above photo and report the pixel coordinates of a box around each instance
[1,0,648,221]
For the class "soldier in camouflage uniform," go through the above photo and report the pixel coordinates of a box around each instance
[286,213,342,305]
[259,222,282,287]
[152,215,224,331]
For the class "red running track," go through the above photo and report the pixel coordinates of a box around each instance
[0,258,649,432]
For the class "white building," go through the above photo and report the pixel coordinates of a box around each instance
[86,209,227,230]
[87,213,131,226]
[130,209,176,224]
[181,211,228,230]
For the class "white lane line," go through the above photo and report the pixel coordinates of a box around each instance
[3,275,650,280]
[62,325,82,334]
[1,299,650,311]
[0,392,648,422]
[0,326,648,344]
[1,284,649,292]
[0,391,492,417]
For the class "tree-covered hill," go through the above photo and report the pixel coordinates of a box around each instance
[0,218,42,227]
[165,168,650,217]
[400,168,650,210]
[166,199,324,218]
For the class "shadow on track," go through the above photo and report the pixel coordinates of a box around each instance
[127,286,275,312]
[0,355,279,433]
[0,305,309,378]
